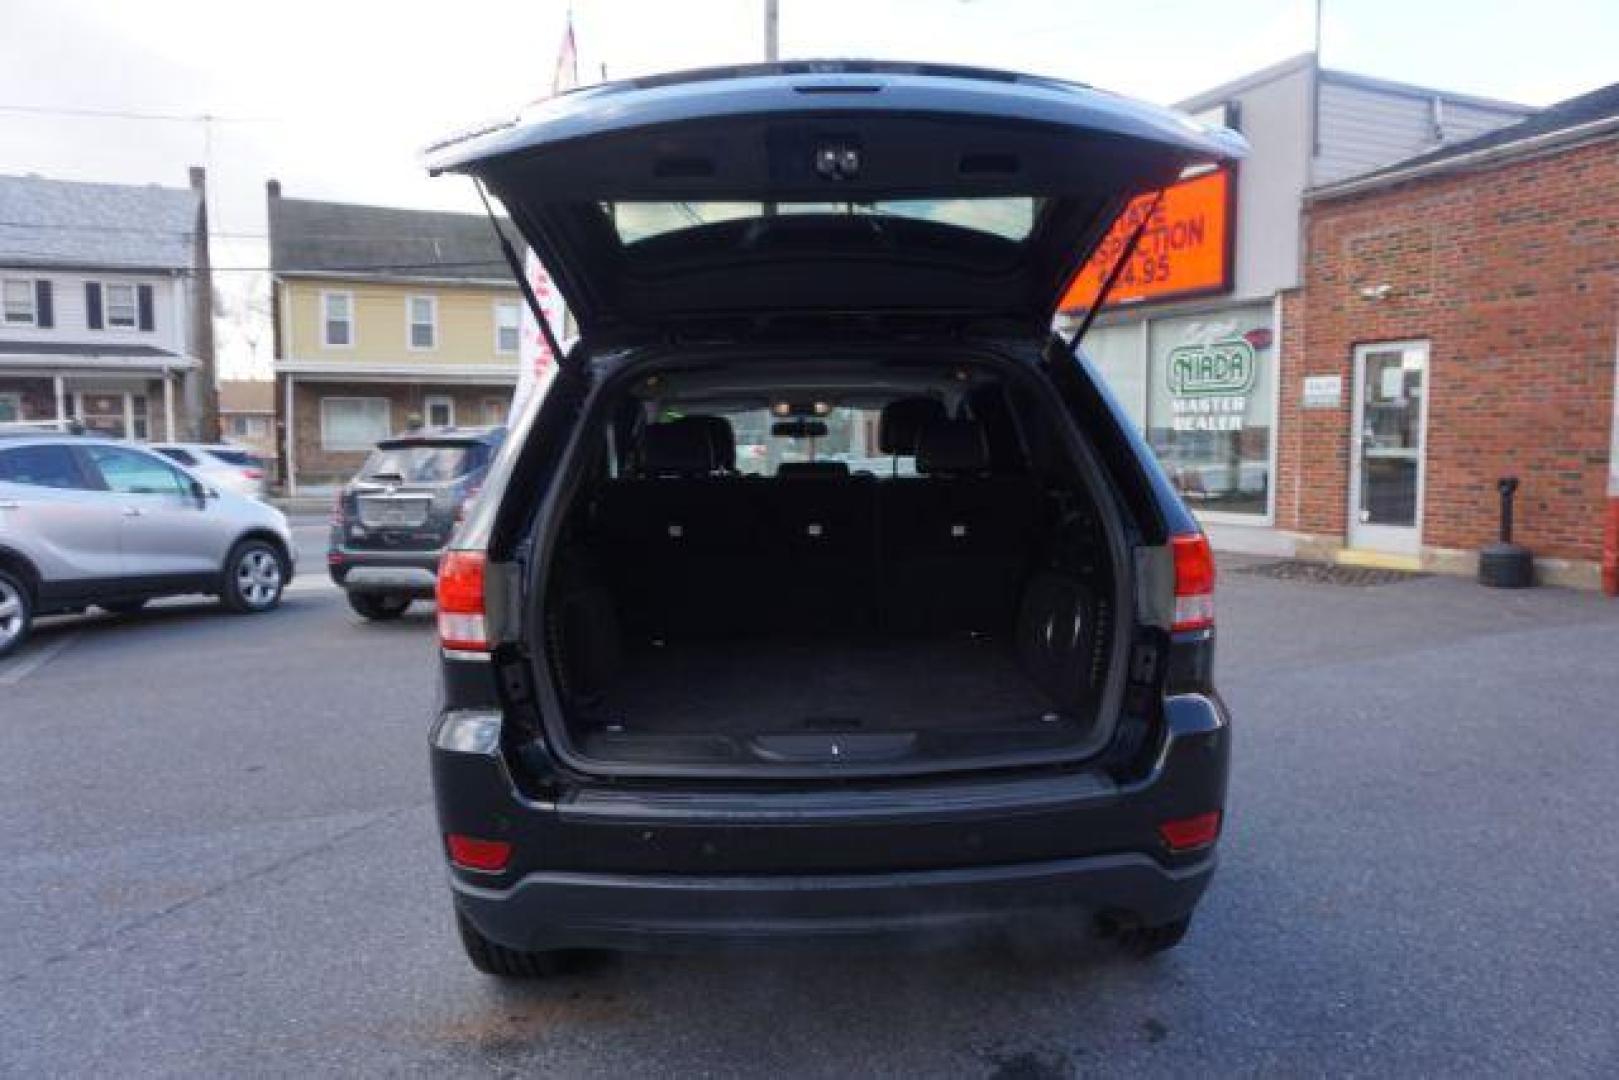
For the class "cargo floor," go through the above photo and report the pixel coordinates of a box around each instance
[585,634,1057,735]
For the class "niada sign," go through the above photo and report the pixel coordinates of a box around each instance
[1167,337,1256,434]
[1167,338,1256,397]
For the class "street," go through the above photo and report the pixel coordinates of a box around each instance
[2,523,1617,1076]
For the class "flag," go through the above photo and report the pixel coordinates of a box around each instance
[509,14,580,424]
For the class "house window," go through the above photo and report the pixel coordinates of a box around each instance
[495,300,520,354]
[425,395,455,428]
[0,392,22,422]
[323,292,354,347]
[3,279,36,325]
[408,296,437,350]
[105,283,138,328]
[320,397,390,451]
[482,396,507,426]
[229,415,270,439]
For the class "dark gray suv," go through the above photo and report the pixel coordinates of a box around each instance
[424,61,1241,974]
[327,426,503,620]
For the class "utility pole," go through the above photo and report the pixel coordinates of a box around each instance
[764,0,779,61]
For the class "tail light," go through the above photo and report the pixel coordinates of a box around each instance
[242,468,264,480]
[437,550,489,651]
[1170,532,1216,632]
[1158,811,1222,852]
[445,833,511,873]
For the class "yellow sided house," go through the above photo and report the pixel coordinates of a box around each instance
[269,182,522,492]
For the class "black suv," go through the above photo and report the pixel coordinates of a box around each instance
[424,61,1241,974]
[328,426,503,620]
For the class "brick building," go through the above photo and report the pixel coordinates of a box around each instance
[1278,83,1619,590]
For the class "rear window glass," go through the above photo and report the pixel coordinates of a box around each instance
[208,449,260,467]
[609,198,1038,245]
[360,443,476,483]
[665,406,917,479]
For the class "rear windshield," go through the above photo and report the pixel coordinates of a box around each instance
[667,406,918,478]
[360,443,477,483]
[208,449,261,467]
[609,198,1038,245]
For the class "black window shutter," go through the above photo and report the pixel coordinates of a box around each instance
[137,284,155,330]
[85,282,103,329]
[35,281,54,328]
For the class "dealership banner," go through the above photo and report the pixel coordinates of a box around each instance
[1060,166,1235,313]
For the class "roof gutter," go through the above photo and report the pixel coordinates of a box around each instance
[1310,114,1619,202]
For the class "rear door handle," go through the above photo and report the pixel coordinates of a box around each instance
[0,501,19,510]
[123,506,144,517]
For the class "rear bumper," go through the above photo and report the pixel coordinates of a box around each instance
[435,692,1230,952]
[454,849,1214,951]
[329,547,441,596]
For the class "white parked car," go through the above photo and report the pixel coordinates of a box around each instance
[0,433,295,658]
[151,443,270,499]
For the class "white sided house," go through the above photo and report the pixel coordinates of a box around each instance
[0,171,213,440]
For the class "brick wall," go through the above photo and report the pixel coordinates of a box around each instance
[1282,138,1619,570]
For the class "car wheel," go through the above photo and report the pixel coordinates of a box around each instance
[221,540,286,613]
[455,909,584,978]
[100,599,148,616]
[1098,912,1192,958]
[346,592,412,620]
[0,570,33,659]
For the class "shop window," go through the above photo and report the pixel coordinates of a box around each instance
[1082,323,1147,430]
[1144,305,1274,517]
[321,397,390,451]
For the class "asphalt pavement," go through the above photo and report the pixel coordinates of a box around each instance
[2,540,1618,1076]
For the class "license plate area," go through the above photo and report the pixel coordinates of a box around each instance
[358,496,431,528]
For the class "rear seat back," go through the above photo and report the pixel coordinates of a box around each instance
[594,419,753,637]
[879,418,1042,633]
[593,413,1042,641]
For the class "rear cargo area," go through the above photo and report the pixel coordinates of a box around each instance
[538,361,1124,774]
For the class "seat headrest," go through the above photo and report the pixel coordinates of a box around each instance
[641,420,715,477]
[878,397,948,455]
[916,419,989,476]
[777,461,850,479]
[674,414,735,471]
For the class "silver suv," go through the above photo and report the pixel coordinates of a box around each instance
[0,433,296,657]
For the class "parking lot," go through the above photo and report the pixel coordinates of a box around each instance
[2,519,1618,1076]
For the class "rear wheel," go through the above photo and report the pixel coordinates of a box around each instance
[0,570,32,659]
[346,592,412,620]
[220,540,285,613]
[99,599,148,616]
[455,909,583,978]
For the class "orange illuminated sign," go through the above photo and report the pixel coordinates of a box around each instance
[1060,166,1235,313]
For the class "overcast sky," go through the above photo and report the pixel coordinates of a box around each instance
[3,0,1615,375]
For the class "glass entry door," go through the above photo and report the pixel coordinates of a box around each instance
[1349,342,1428,555]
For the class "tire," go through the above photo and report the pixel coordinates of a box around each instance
[1099,913,1193,958]
[99,599,148,616]
[220,539,286,613]
[455,909,581,978]
[0,570,32,660]
[346,592,412,620]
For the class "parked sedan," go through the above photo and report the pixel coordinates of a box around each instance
[0,434,295,658]
[152,442,270,499]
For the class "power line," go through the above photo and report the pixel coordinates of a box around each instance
[0,103,274,123]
